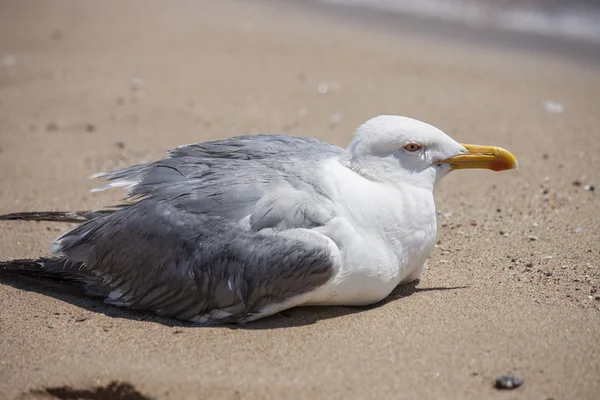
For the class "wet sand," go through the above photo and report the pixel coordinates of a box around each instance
[1,0,599,399]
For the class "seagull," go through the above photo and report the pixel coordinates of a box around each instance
[0,115,517,324]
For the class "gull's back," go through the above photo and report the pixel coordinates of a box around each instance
[93,134,343,222]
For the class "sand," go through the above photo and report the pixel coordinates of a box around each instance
[1,1,599,399]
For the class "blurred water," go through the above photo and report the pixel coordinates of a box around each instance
[320,0,600,42]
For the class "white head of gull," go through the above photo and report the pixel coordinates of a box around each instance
[1,115,517,324]
[340,115,471,189]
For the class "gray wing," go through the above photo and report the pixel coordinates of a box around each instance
[91,134,342,223]
[92,134,343,222]
[51,197,335,323]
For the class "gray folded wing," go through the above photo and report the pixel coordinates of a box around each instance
[52,198,335,322]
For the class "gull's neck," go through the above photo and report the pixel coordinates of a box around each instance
[337,151,436,192]
[337,152,383,184]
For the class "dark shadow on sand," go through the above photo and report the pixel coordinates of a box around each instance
[0,272,467,330]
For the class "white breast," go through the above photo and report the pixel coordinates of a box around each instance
[304,159,438,306]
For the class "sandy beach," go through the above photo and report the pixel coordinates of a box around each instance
[1,0,599,399]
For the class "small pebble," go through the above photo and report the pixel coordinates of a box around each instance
[494,375,524,390]
[584,185,595,191]
[131,77,144,91]
[528,235,539,241]
[574,227,584,234]
[542,255,552,260]
[329,113,342,125]
[532,222,540,227]
[525,263,533,268]
[317,83,328,94]
[46,121,59,131]
[115,141,126,149]
[2,54,15,67]
[470,220,478,226]
[543,101,564,113]
[74,315,88,322]
[572,180,582,187]
[51,28,64,40]
[545,272,553,276]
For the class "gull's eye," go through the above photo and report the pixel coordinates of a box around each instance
[403,143,423,152]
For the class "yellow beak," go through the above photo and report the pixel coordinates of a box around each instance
[442,144,518,172]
